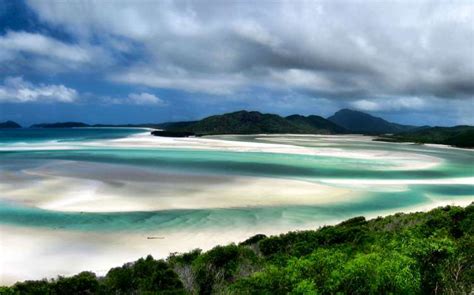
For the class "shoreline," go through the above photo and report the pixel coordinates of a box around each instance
[1,200,472,286]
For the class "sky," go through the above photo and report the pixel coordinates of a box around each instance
[0,0,473,126]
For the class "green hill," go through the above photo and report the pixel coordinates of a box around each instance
[376,125,474,148]
[328,109,416,134]
[286,114,346,134]
[0,121,21,129]
[3,204,473,294]
[158,110,346,136]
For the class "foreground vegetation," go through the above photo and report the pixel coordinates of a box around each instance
[1,204,473,294]
[376,125,474,148]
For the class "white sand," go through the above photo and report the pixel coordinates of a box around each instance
[1,161,354,212]
[0,133,443,170]
[0,223,318,285]
[99,133,442,170]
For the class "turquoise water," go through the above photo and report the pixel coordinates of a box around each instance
[1,186,471,232]
[0,127,144,144]
[0,130,473,233]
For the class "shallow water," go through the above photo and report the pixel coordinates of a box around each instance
[0,129,473,283]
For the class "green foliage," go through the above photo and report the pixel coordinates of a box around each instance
[376,125,474,148]
[328,108,415,134]
[192,244,260,294]
[11,280,51,295]
[168,249,202,265]
[233,248,421,294]
[239,234,267,246]
[53,272,99,295]
[102,255,185,294]
[3,204,473,294]
[162,110,346,135]
[285,114,346,134]
[0,286,15,295]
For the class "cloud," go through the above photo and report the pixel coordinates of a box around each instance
[0,76,77,103]
[0,31,91,62]
[127,92,165,105]
[0,31,111,73]
[103,92,166,105]
[23,0,473,102]
[110,67,245,95]
[351,97,427,112]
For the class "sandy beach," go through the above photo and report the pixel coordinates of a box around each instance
[105,133,443,170]
[1,133,472,285]
[1,197,472,285]
[1,161,354,212]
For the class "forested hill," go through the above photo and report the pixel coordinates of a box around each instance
[328,108,416,134]
[157,110,347,135]
[0,121,21,128]
[285,114,346,134]
[376,125,474,148]
[3,203,473,294]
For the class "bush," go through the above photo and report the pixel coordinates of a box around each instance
[103,255,185,294]
[53,271,99,295]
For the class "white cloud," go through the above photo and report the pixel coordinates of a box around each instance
[350,100,380,112]
[110,68,245,95]
[0,31,111,72]
[0,31,90,62]
[127,92,165,105]
[269,69,334,91]
[351,97,427,112]
[0,76,77,103]
[103,92,166,105]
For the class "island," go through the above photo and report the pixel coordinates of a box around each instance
[0,120,21,129]
[327,109,416,134]
[153,110,347,136]
[376,125,474,148]
[151,130,196,137]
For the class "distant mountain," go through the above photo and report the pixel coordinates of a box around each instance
[159,110,345,135]
[328,109,416,134]
[376,125,474,148]
[31,122,90,128]
[0,120,21,128]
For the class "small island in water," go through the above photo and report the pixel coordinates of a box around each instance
[0,121,21,129]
